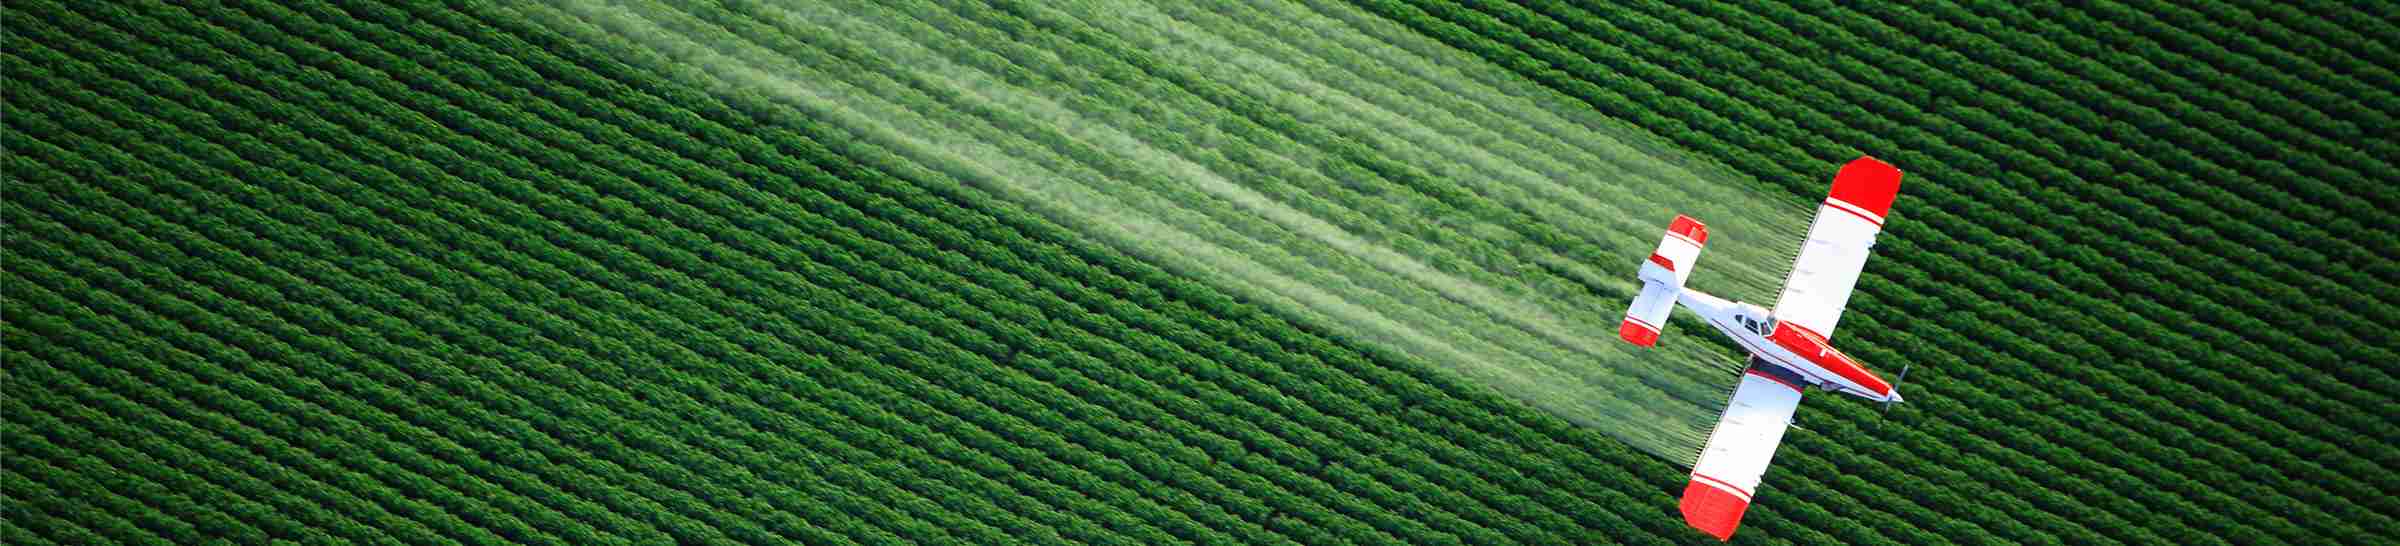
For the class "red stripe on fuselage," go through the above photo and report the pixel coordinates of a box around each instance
[1706,317,1841,390]
[1768,323,1891,396]
[1648,253,1676,271]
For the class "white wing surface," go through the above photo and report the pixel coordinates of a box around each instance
[1681,365,1805,540]
[1771,157,1903,338]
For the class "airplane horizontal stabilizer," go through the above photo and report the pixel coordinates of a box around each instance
[1621,215,1707,346]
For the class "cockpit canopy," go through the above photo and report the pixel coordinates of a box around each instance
[1734,306,1777,336]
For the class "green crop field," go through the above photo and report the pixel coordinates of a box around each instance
[5,0,2394,544]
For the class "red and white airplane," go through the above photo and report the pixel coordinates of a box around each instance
[1618,156,1907,541]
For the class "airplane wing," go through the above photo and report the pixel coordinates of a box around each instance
[1770,156,1903,338]
[1682,362,1806,540]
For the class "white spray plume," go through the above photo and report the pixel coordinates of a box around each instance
[524,0,1814,464]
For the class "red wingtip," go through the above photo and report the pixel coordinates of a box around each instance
[1829,156,1903,219]
[1618,319,1659,347]
[1668,214,1708,245]
[1680,480,1749,541]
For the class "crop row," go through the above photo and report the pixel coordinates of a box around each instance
[11,25,1089,546]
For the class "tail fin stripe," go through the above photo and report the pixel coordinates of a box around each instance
[1664,231,1704,248]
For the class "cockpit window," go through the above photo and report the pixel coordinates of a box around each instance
[1740,315,1775,336]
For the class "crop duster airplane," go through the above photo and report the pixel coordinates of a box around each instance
[1618,156,1906,541]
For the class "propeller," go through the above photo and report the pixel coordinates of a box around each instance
[1877,364,1912,427]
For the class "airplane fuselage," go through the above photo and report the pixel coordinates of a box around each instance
[1676,289,1900,403]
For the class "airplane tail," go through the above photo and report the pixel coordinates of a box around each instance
[1621,215,1707,347]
